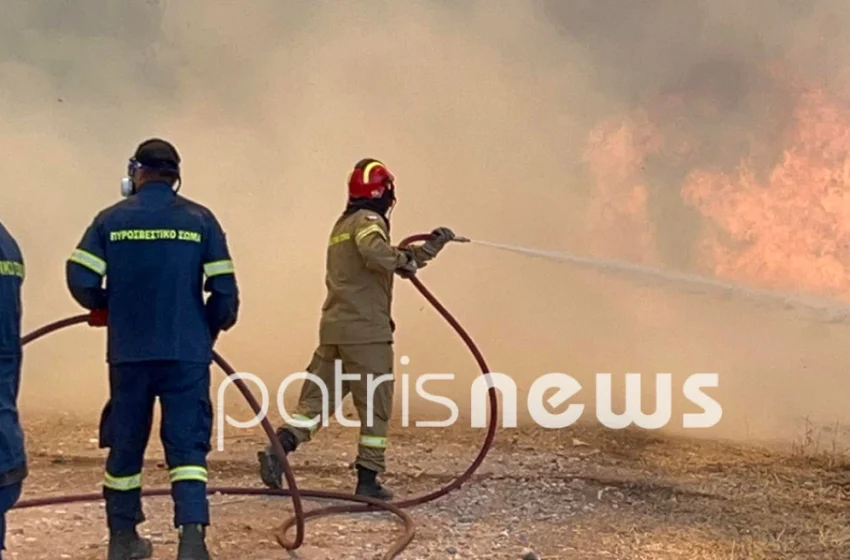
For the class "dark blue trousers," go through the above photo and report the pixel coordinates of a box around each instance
[0,481,21,557]
[99,361,212,530]
[0,356,26,557]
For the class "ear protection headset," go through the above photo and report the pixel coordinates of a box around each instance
[120,139,182,197]
[120,159,143,197]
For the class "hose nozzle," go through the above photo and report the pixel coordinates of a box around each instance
[452,236,471,243]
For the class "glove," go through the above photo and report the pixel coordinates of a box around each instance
[395,249,419,279]
[422,227,456,257]
[88,309,108,327]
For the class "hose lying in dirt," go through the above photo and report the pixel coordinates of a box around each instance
[12,233,497,560]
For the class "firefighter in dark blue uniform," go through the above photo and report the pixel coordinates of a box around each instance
[65,138,239,560]
[0,221,26,560]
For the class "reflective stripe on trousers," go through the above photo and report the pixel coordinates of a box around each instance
[104,472,142,491]
[359,435,387,449]
[169,465,208,484]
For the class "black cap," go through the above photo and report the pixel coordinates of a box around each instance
[133,138,181,169]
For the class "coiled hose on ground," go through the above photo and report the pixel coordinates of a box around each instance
[12,233,497,559]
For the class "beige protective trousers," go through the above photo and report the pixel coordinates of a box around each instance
[284,343,394,473]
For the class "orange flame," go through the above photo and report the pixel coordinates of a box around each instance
[584,65,850,302]
[583,110,660,265]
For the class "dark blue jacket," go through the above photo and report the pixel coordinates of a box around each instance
[65,183,240,364]
[0,220,26,480]
[0,222,23,359]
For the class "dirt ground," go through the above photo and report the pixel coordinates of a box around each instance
[5,412,850,560]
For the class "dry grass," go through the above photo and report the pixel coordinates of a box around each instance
[790,417,850,469]
[6,414,850,559]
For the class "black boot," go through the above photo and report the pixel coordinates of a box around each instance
[354,465,394,501]
[176,524,209,560]
[257,428,298,489]
[107,528,153,560]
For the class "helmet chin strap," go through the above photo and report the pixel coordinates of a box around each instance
[383,182,396,219]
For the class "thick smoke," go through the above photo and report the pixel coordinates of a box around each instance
[1,0,848,446]
[542,0,850,101]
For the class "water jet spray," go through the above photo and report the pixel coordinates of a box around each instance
[466,239,850,325]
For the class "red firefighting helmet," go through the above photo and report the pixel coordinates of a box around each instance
[347,158,395,200]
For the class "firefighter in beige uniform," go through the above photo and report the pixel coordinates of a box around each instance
[258,158,455,499]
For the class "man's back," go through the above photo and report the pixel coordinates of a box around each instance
[68,183,238,364]
[0,222,23,358]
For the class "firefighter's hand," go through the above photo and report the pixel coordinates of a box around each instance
[88,309,108,327]
[395,249,419,279]
[422,227,456,257]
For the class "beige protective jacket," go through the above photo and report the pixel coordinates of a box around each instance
[318,209,433,345]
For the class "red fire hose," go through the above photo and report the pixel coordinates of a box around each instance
[12,233,497,560]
